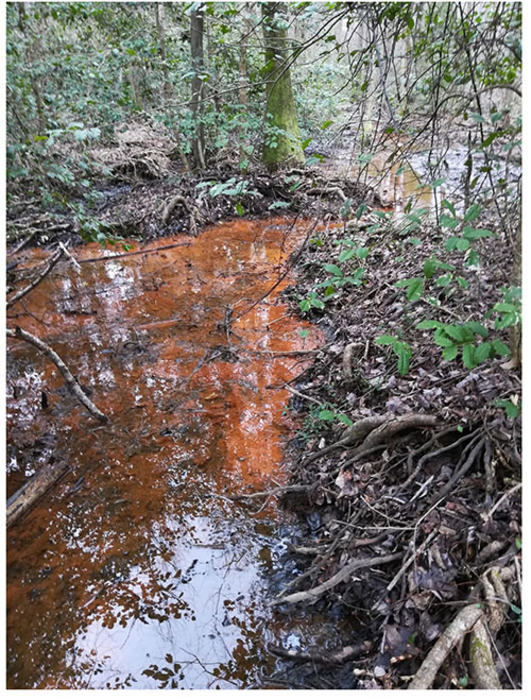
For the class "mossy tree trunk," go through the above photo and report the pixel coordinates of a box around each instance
[261,2,305,171]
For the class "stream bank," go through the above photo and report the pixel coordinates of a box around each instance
[6,129,521,688]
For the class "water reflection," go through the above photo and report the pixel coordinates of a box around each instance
[6,218,322,689]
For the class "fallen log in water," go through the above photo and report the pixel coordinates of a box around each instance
[7,461,69,528]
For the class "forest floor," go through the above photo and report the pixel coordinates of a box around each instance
[6,121,522,690]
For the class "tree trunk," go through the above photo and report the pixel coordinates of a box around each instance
[238,18,251,167]
[261,2,305,171]
[190,7,206,170]
[155,2,171,100]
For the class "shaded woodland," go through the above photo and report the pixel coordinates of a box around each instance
[6,1,522,691]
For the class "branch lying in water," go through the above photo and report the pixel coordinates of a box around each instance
[6,326,108,423]
[6,461,70,528]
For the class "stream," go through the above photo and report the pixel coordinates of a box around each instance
[6,217,337,689]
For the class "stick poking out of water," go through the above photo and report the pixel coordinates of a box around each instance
[6,326,108,423]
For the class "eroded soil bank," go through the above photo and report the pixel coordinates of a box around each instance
[6,217,343,690]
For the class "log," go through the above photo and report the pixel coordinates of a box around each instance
[6,327,108,422]
[7,461,69,528]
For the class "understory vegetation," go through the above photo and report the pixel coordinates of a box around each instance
[6,1,521,691]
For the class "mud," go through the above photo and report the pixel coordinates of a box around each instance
[6,217,343,689]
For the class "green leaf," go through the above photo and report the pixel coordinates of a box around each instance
[443,325,466,342]
[356,203,368,219]
[434,330,455,347]
[321,120,333,130]
[462,344,477,369]
[493,302,517,313]
[375,334,397,346]
[395,342,412,375]
[417,320,442,330]
[443,345,459,361]
[268,200,290,210]
[338,249,355,263]
[456,276,470,289]
[491,339,511,357]
[406,279,424,301]
[299,329,309,338]
[423,259,437,279]
[323,263,343,277]
[464,203,482,222]
[299,299,310,312]
[481,132,501,149]
[318,409,336,421]
[440,214,459,229]
[474,342,493,363]
[463,227,494,240]
[435,273,452,286]
[235,202,244,216]
[441,199,456,216]
[430,177,446,188]
[471,113,486,123]
[493,398,520,419]
[409,237,422,246]
[465,321,489,338]
[337,413,353,427]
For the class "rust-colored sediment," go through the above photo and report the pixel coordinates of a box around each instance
[6,218,323,689]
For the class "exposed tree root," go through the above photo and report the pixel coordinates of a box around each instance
[408,604,484,689]
[6,327,108,422]
[302,412,438,468]
[271,551,403,606]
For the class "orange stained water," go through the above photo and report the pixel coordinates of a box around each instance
[6,217,324,689]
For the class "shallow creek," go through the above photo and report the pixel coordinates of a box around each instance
[6,218,333,689]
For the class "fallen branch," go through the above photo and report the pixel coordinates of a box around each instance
[268,640,372,665]
[77,240,192,264]
[58,241,82,273]
[408,604,484,689]
[429,438,485,505]
[305,186,347,202]
[6,248,63,309]
[7,461,69,528]
[271,551,402,606]
[8,229,36,256]
[232,483,315,501]
[6,327,108,422]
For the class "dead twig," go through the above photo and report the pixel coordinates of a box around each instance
[6,327,108,422]
[6,248,63,309]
